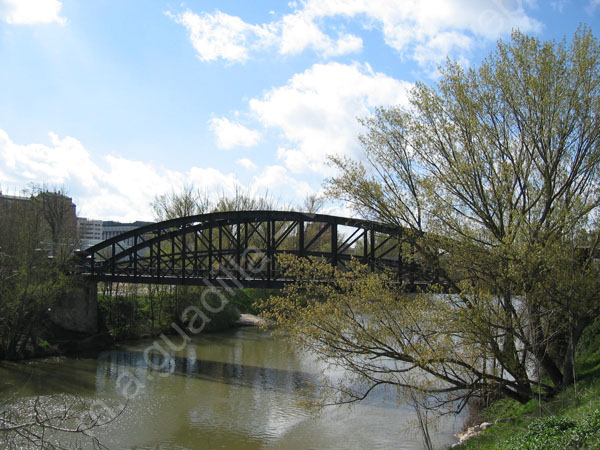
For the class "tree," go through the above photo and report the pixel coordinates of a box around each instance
[144,185,281,329]
[212,185,279,212]
[302,193,326,214]
[1,394,126,449]
[266,27,600,406]
[151,184,211,221]
[0,187,80,359]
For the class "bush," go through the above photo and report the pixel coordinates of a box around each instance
[98,285,243,338]
[505,410,600,450]
[577,316,600,376]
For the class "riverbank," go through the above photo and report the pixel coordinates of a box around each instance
[1,306,271,362]
[451,317,600,449]
[453,375,600,449]
[235,313,272,327]
[96,286,277,341]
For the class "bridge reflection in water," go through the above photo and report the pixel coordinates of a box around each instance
[77,210,435,289]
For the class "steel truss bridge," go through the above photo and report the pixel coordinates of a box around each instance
[77,211,435,289]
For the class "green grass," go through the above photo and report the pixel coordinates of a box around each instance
[457,319,600,449]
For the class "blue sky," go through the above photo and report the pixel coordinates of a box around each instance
[0,0,598,221]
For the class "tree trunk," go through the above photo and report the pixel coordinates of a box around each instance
[561,321,586,388]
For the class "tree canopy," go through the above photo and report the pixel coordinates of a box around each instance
[265,27,600,407]
[0,187,80,359]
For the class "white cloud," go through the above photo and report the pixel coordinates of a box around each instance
[187,167,240,196]
[0,129,361,221]
[169,0,540,67]
[251,165,314,201]
[413,31,473,70]
[551,0,569,12]
[303,0,542,68]
[209,117,261,149]
[0,129,241,222]
[302,0,541,41]
[168,8,362,62]
[588,0,600,12]
[237,158,258,170]
[278,10,363,57]
[167,10,276,62]
[0,0,65,25]
[0,130,99,189]
[249,62,412,174]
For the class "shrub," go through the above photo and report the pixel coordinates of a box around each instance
[505,410,600,450]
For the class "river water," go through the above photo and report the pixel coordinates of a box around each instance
[0,327,463,449]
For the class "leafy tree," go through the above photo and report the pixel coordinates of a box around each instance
[146,184,282,328]
[151,184,211,221]
[302,194,326,214]
[0,188,80,359]
[266,28,600,406]
[212,185,279,213]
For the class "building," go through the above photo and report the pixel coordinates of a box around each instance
[1,191,155,253]
[102,220,153,248]
[0,190,78,257]
[77,217,103,249]
[0,190,78,237]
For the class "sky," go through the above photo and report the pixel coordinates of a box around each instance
[0,0,598,222]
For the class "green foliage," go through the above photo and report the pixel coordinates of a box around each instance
[196,291,240,332]
[502,411,600,450]
[98,285,242,338]
[262,254,501,410]
[576,316,600,376]
[227,288,278,314]
[477,397,522,423]
[320,27,600,403]
[0,188,79,359]
[459,326,600,449]
[151,183,283,222]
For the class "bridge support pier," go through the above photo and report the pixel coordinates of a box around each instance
[50,278,98,334]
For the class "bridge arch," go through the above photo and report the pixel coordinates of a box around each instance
[77,211,429,288]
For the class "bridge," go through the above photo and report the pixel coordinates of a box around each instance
[76,210,434,289]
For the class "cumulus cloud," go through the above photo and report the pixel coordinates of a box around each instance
[167,10,276,62]
[0,130,99,189]
[167,7,363,62]
[278,10,363,57]
[169,0,540,66]
[209,117,261,149]
[252,165,314,201]
[187,167,240,196]
[237,158,258,170]
[0,129,243,222]
[0,0,65,25]
[249,62,412,174]
[413,31,473,73]
[0,129,327,221]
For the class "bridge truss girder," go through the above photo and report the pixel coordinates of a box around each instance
[77,211,432,289]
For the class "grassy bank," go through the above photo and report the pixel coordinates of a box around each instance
[98,285,276,339]
[455,318,600,449]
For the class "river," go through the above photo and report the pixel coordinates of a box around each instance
[0,327,463,449]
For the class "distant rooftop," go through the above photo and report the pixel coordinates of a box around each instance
[102,220,154,227]
[0,193,30,201]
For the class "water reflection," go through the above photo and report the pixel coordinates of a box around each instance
[0,328,463,449]
[95,349,319,395]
